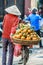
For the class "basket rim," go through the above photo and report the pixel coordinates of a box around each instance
[12,37,40,42]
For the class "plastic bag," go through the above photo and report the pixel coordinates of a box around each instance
[13,44,22,57]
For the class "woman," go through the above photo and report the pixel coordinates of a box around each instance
[2,5,21,65]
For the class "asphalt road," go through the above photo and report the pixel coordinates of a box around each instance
[0,42,43,65]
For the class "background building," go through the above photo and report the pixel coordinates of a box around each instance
[0,0,38,21]
[31,0,38,9]
[0,0,24,21]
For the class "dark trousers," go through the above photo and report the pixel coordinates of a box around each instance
[2,38,14,65]
[35,30,42,47]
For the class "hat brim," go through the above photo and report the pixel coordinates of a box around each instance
[5,5,21,16]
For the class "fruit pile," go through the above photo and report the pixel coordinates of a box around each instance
[12,23,40,41]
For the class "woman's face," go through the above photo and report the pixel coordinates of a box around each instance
[39,9,41,12]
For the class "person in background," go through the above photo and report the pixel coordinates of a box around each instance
[38,7,43,18]
[2,5,21,65]
[26,8,32,16]
[23,8,32,21]
[28,8,32,15]
[25,8,42,48]
[23,8,32,24]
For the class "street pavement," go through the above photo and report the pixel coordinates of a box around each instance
[0,42,43,65]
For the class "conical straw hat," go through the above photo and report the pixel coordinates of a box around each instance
[5,5,21,16]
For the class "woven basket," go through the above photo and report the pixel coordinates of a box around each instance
[12,37,40,45]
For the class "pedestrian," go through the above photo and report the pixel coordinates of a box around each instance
[25,8,42,48]
[26,8,32,16]
[2,5,21,65]
[28,8,32,15]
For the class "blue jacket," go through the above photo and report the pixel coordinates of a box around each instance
[26,14,41,31]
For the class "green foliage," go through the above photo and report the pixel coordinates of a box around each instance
[39,0,43,4]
